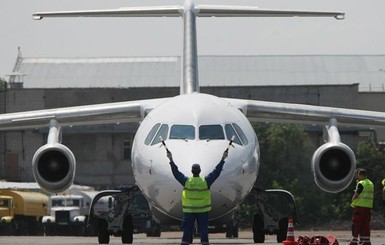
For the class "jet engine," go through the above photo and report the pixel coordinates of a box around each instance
[311,119,356,193]
[32,120,76,193]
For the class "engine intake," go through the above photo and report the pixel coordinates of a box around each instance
[311,119,356,193]
[32,143,76,193]
[312,142,355,193]
[32,120,76,193]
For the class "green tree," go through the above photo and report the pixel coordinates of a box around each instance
[240,123,354,227]
[254,123,312,193]
[239,123,385,228]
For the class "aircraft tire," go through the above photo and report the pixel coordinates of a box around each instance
[226,220,239,238]
[122,215,133,244]
[277,217,288,243]
[97,219,110,244]
[252,214,265,243]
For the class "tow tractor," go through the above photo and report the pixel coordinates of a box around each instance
[88,185,157,244]
[251,188,298,243]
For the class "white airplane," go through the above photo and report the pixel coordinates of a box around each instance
[3,0,385,242]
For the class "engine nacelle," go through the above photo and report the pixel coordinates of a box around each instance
[32,143,76,193]
[311,142,356,193]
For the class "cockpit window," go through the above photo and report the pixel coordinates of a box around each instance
[225,124,242,145]
[225,123,248,145]
[170,125,195,140]
[151,124,169,145]
[199,125,225,140]
[145,123,161,145]
[233,123,248,145]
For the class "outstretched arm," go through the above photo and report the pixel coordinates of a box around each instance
[221,150,228,161]
[167,151,188,186]
[205,150,228,188]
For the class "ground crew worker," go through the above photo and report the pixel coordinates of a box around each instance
[382,178,385,219]
[349,168,374,245]
[166,149,228,245]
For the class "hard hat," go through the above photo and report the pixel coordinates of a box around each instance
[382,178,385,186]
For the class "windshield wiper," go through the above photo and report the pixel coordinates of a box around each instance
[171,137,188,142]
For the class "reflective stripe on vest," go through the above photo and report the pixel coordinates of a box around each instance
[182,177,211,213]
[351,178,374,208]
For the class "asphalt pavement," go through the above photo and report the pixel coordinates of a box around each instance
[1,230,385,245]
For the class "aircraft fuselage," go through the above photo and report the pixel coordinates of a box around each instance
[132,93,260,222]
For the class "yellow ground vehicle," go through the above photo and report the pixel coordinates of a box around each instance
[0,190,48,235]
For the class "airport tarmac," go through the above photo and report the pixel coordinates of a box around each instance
[1,230,385,245]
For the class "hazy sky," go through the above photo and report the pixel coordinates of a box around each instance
[1,0,385,78]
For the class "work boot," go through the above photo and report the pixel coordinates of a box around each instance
[349,237,359,245]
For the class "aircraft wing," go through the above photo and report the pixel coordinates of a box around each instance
[0,98,169,131]
[32,5,344,20]
[224,98,385,127]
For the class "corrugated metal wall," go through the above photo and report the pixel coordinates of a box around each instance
[10,55,385,91]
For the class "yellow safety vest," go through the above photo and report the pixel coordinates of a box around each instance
[351,178,374,208]
[182,177,211,213]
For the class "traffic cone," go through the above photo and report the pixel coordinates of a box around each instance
[282,217,298,245]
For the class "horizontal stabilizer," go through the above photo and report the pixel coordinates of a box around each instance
[33,4,344,20]
[196,5,344,19]
[33,6,183,20]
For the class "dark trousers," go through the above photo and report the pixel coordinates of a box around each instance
[350,207,371,245]
[181,212,209,245]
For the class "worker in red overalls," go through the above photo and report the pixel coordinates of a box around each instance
[349,168,374,245]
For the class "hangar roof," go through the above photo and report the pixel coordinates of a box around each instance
[8,52,385,92]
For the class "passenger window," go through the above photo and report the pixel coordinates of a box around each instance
[225,124,242,145]
[233,123,248,145]
[170,125,195,140]
[199,125,225,140]
[145,123,161,145]
[152,124,169,145]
